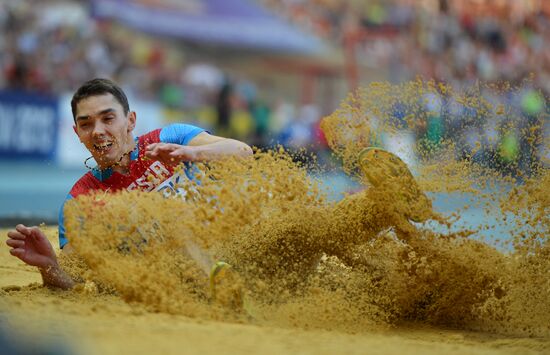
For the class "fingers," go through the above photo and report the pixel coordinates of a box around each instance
[15,224,32,236]
[145,144,181,162]
[146,143,163,154]
[6,239,24,248]
[145,144,161,159]
[14,225,43,240]
[7,230,26,240]
[9,225,46,246]
[146,143,177,153]
[146,143,160,150]
[9,248,24,259]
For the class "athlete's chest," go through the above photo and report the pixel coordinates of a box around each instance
[104,159,175,192]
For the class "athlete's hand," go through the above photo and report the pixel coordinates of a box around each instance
[145,143,198,166]
[6,224,58,269]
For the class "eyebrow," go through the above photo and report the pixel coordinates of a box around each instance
[76,108,116,122]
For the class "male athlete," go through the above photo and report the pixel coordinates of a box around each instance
[5,78,252,290]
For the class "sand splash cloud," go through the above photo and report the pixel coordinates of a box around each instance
[62,79,548,337]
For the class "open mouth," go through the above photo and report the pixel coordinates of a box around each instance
[93,142,114,153]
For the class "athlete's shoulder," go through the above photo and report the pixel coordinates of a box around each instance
[159,123,206,145]
[138,128,162,146]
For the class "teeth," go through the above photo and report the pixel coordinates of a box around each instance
[94,142,113,150]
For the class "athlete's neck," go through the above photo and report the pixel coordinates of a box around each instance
[111,156,131,174]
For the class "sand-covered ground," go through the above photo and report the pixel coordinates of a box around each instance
[1,227,548,355]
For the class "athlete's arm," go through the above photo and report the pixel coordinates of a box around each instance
[145,131,252,164]
[6,224,75,290]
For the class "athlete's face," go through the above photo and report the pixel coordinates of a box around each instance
[73,94,136,169]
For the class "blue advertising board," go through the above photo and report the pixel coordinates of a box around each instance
[0,91,59,160]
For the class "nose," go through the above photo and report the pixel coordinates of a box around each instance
[92,121,107,137]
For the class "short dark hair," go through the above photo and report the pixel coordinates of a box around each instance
[71,78,130,121]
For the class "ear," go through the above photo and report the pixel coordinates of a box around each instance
[73,125,81,141]
[127,111,136,132]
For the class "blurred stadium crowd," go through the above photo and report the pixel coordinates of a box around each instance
[264,0,550,87]
[0,0,547,173]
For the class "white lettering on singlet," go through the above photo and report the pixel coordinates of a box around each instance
[127,160,191,198]
[127,161,171,192]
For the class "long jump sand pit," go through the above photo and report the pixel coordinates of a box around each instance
[2,80,549,354]
[1,228,549,354]
[1,228,548,355]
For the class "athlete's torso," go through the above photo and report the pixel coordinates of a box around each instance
[58,123,205,248]
[70,130,175,195]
